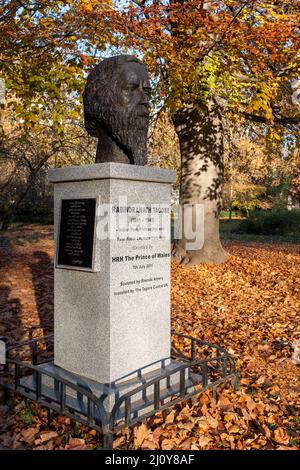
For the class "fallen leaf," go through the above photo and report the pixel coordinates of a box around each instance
[277,445,299,450]
[198,435,210,448]
[134,423,150,448]
[179,438,192,450]
[227,424,240,434]
[206,415,219,429]
[165,409,176,424]
[35,431,58,445]
[68,437,86,450]
[273,428,290,445]
[0,433,12,447]
[218,395,232,412]
[113,435,126,449]
[161,438,180,450]
[20,427,39,445]
[152,427,164,447]
[141,439,156,450]
[69,437,84,445]
[197,417,209,431]
[34,441,54,450]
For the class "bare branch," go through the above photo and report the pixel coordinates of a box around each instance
[242,111,300,126]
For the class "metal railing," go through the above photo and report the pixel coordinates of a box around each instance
[2,357,107,432]
[0,330,239,449]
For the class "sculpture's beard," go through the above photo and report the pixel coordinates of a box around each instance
[103,104,149,165]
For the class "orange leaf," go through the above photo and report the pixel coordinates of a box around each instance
[274,428,290,445]
[134,423,150,448]
[198,435,210,448]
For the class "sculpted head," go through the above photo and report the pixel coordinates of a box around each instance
[83,55,151,165]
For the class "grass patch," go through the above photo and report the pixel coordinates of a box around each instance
[17,404,36,426]
[238,209,300,235]
[220,215,300,243]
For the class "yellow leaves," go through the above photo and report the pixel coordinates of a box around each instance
[271,130,281,141]
[251,96,274,123]
[227,424,240,434]
[224,414,233,423]
[78,0,101,13]
[224,412,239,423]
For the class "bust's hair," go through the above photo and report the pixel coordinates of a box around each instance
[83,55,143,136]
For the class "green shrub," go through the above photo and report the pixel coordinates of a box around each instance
[238,209,300,235]
[220,210,241,218]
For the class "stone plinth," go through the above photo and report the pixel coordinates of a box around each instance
[49,163,176,384]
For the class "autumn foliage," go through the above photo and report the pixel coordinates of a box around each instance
[0,1,299,449]
[0,226,299,450]
[98,0,300,127]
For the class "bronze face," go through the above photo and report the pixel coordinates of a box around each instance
[117,61,151,115]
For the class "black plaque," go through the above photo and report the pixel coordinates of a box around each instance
[57,198,96,269]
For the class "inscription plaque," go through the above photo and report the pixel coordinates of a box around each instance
[57,198,96,269]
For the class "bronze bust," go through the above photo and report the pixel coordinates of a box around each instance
[83,55,151,165]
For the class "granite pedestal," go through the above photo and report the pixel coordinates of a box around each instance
[49,163,176,385]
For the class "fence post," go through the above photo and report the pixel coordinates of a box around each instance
[0,337,9,404]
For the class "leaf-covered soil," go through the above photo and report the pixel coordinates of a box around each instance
[0,225,299,450]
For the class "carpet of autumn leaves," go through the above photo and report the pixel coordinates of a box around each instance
[0,225,299,450]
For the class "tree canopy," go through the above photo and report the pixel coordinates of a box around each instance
[93,0,300,131]
[2,1,299,131]
[0,0,112,130]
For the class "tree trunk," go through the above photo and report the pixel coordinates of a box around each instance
[0,208,14,231]
[229,180,233,222]
[172,100,229,265]
[0,171,36,232]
